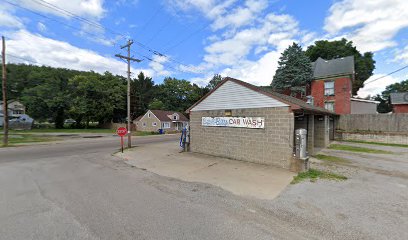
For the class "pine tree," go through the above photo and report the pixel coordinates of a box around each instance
[271,43,312,95]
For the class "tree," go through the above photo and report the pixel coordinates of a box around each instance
[155,77,207,112]
[68,72,126,127]
[206,74,223,90]
[130,72,155,119]
[305,38,375,95]
[271,42,312,95]
[373,94,392,113]
[382,79,408,98]
[148,99,164,110]
[20,67,80,128]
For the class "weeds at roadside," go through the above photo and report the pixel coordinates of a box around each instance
[314,154,350,164]
[344,140,408,148]
[291,169,347,184]
[328,144,392,154]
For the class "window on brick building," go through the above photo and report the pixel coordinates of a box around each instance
[324,102,335,112]
[324,81,334,96]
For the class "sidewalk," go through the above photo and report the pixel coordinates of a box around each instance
[118,141,295,200]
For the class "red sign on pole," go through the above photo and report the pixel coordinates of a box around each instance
[117,127,127,152]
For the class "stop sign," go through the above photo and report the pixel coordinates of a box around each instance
[116,127,127,137]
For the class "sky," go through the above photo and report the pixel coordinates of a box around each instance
[0,0,407,98]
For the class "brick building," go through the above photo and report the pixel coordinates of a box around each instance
[310,56,355,114]
[187,77,335,171]
[390,92,408,113]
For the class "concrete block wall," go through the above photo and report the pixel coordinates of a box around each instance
[314,115,329,148]
[339,132,408,145]
[190,107,294,169]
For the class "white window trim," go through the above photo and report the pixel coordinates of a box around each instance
[152,122,157,127]
[162,122,170,129]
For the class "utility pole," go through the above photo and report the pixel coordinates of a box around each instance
[2,36,8,146]
[115,40,141,148]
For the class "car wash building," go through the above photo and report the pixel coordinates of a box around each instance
[186,77,336,171]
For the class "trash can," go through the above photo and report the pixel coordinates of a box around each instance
[158,129,164,134]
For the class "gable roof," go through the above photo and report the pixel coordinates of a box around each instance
[186,77,336,115]
[312,56,354,79]
[390,92,408,104]
[150,110,189,121]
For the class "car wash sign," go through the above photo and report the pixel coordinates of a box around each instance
[202,117,265,129]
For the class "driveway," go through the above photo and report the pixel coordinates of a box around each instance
[261,141,408,240]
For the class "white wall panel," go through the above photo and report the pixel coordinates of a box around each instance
[191,81,288,111]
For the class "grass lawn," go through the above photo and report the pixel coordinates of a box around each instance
[328,144,392,154]
[8,128,115,134]
[0,134,59,147]
[314,154,350,164]
[344,140,408,148]
[291,169,347,184]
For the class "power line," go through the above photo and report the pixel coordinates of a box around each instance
[1,53,40,65]
[364,65,408,85]
[4,0,203,74]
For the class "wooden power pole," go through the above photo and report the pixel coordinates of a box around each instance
[115,40,141,148]
[2,36,8,146]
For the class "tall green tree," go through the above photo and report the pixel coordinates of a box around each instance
[271,42,312,95]
[305,38,375,95]
[206,74,223,90]
[382,79,408,97]
[130,72,155,119]
[148,99,164,110]
[20,67,80,128]
[68,72,126,127]
[155,77,206,112]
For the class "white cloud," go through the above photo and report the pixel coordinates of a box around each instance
[16,0,106,20]
[5,30,154,77]
[148,55,172,76]
[167,0,268,31]
[204,13,298,66]
[37,22,47,32]
[324,0,408,52]
[357,74,401,97]
[395,45,408,64]
[211,0,268,30]
[0,5,24,28]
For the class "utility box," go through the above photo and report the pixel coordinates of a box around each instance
[295,129,307,159]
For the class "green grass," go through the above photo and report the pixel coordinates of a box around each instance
[0,134,58,147]
[8,128,115,134]
[314,154,350,163]
[344,140,408,148]
[132,131,160,136]
[291,169,347,184]
[328,144,392,154]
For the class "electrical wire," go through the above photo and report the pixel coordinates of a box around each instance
[364,65,408,85]
[25,0,201,73]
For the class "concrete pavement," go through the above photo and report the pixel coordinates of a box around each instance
[0,135,309,240]
[119,141,295,200]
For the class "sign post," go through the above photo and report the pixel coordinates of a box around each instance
[116,127,127,153]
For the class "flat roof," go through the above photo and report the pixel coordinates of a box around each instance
[350,98,379,104]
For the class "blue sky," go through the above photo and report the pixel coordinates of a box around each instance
[0,0,407,97]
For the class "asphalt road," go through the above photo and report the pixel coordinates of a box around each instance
[0,135,306,240]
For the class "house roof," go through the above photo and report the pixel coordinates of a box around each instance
[150,110,189,121]
[350,98,379,104]
[312,56,354,79]
[390,92,408,104]
[187,77,336,115]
